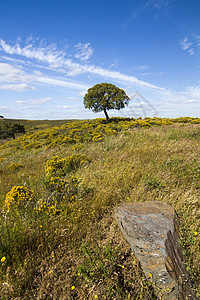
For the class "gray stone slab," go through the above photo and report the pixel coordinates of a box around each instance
[114,201,197,299]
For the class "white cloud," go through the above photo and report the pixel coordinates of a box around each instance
[82,65,165,90]
[186,99,199,103]
[180,37,193,54]
[63,96,78,100]
[173,85,200,105]
[184,85,200,99]
[15,97,52,105]
[0,38,165,91]
[122,0,171,28]
[0,63,32,83]
[180,34,200,56]
[36,76,89,90]
[0,83,35,91]
[137,65,150,70]
[75,43,93,61]
[0,63,35,91]
[0,38,65,66]
[55,105,79,109]
[67,67,86,76]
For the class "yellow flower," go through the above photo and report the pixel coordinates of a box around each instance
[194,232,198,236]
[1,256,6,263]
[71,286,75,290]
[5,186,33,210]
[95,296,98,299]
[149,272,153,278]
[121,265,124,269]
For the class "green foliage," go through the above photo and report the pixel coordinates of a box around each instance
[84,83,130,121]
[145,176,163,191]
[0,123,25,139]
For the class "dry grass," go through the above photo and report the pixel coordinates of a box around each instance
[0,119,199,299]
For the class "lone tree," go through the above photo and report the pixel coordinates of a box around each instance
[0,123,26,139]
[83,83,130,122]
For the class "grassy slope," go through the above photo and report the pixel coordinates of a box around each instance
[0,118,199,299]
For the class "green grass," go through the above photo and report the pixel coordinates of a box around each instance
[0,118,199,299]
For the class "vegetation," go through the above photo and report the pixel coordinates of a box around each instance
[0,116,199,299]
[83,83,130,122]
[0,123,25,139]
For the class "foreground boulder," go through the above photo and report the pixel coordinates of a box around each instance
[114,201,197,299]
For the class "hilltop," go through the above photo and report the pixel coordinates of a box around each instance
[0,117,199,299]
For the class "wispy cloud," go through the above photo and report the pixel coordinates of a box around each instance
[0,38,65,67]
[180,37,194,55]
[63,96,79,101]
[74,43,93,61]
[0,37,165,91]
[180,85,200,101]
[122,0,171,27]
[0,62,32,83]
[0,62,35,91]
[82,65,164,89]
[0,83,35,91]
[180,34,200,56]
[36,76,89,90]
[153,0,171,13]
[15,97,52,105]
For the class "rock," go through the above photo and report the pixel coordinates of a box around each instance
[114,201,197,299]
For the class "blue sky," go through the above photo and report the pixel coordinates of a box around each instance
[0,0,200,120]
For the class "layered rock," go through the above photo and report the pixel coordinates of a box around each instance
[114,201,197,299]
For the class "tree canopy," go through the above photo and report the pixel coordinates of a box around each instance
[83,83,130,122]
[0,123,26,139]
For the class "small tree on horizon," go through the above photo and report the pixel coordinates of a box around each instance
[83,83,130,122]
[0,123,26,139]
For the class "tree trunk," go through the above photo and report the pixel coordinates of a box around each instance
[103,108,109,122]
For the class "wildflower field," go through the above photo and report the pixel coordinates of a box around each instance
[0,117,199,299]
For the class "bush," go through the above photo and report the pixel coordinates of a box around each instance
[4,186,33,211]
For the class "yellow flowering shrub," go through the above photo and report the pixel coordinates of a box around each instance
[92,135,104,142]
[35,198,60,215]
[104,127,118,135]
[36,175,80,215]
[1,117,200,152]
[7,162,23,171]
[45,156,66,178]
[45,176,66,192]
[191,119,200,124]
[140,121,151,127]
[44,154,84,198]
[45,154,88,180]
[5,186,33,210]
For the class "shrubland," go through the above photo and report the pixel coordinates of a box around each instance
[0,117,199,299]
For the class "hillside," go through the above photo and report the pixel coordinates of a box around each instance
[0,117,199,299]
